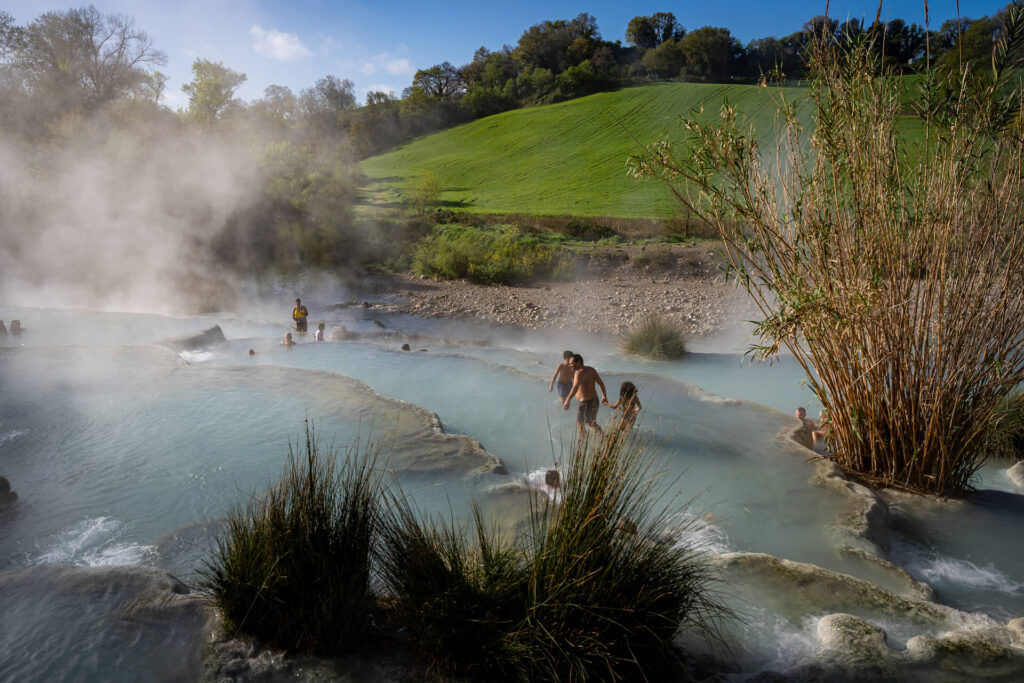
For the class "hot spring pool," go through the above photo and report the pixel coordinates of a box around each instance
[1,301,1023,680]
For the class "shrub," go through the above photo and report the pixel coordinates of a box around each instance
[630,19,1024,496]
[622,316,688,360]
[411,224,567,285]
[564,218,617,242]
[199,422,383,655]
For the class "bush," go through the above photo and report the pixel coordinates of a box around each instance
[199,422,383,655]
[411,224,567,285]
[622,316,688,360]
[564,218,617,242]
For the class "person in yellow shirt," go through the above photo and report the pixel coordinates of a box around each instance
[292,298,309,333]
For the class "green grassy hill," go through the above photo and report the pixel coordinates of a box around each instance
[359,81,807,220]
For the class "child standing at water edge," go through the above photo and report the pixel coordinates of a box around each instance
[548,350,575,401]
[604,381,643,430]
[292,298,309,333]
[314,322,325,342]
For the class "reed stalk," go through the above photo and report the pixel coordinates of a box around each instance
[629,6,1024,496]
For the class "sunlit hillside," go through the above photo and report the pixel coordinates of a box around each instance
[359,81,807,219]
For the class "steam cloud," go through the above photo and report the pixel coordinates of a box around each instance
[0,115,270,315]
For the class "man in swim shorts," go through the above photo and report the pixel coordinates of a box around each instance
[292,298,309,333]
[562,353,608,436]
[548,350,575,400]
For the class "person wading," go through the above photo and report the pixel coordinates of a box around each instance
[562,353,609,437]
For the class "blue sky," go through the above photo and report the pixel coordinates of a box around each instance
[4,1,1007,108]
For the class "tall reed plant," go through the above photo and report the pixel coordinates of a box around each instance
[630,7,1024,496]
[199,422,383,655]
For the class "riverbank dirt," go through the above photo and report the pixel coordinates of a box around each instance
[355,243,759,337]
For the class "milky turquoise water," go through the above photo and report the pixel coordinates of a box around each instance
[1,301,1023,680]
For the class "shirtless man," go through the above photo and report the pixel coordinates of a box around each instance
[548,350,575,401]
[562,353,608,436]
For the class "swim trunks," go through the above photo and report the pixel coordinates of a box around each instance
[577,397,599,426]
[557,381,572,400]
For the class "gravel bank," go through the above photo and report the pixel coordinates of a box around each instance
[354,245,759,337]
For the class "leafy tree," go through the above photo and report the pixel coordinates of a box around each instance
[626,12,684,50]
[132,70,167,105]
[256,84,297,122]
[935,16,999,73]
[680,27,743,81]
[13,5,165,111]
[408,61,464,99]
[515,13,599,73]
[181,58,246,126]
[406,169,442,215]
[640,38,686,78]
[299,75,354,135]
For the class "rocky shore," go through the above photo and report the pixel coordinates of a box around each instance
[355,244,758,337]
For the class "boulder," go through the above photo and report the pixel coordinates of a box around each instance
[162,325,226,351]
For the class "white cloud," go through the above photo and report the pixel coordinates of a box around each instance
[250,25,311,61]
[360,51,415,77]
[365,84,395,96]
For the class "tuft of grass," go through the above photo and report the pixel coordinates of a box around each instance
[378,503,529,679]
[516,429,729,680]
[622,316,688,360]
[199,422,383,655]
[377,430,729,680]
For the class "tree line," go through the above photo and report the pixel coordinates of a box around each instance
[0,6,1014,154]
[0,4,1018,293]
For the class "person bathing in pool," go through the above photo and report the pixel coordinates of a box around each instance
[562,353,608,436]
[548,350,575,401]
[604,381,643,431]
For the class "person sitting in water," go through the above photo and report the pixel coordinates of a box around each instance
[563,353,608,436]
[292,298,309,333]
[795,407,816,431]
[548,350,575,401]
[604,381,643,430]
[282,332,296,346]
[314,322,325,342]
[9,319,24,336]
[812,409,831,453]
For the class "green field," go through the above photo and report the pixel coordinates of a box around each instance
[359,82,808,220]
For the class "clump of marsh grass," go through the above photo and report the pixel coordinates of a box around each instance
[378,503,528,679]
[516,429,728,680]
[199,421,383,655]
[630,8,1024,496]
[378,429,729,679]
[622,315,688,360]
